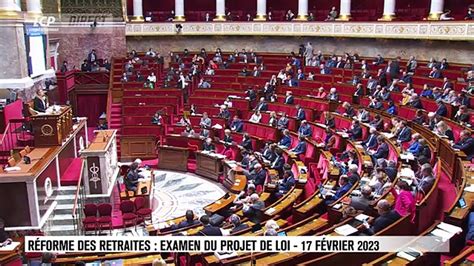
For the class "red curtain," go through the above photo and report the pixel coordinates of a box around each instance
[76,94,107,126]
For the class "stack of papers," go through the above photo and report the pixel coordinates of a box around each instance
[431,228,455,242]
[4,166,21,172]
[465,184,474,193]
[437,222,462,234]
[401,153,415,161]
[399,168,415,178]
[355,214,369,222]
[334,224,358,236]
[265,207,276,215]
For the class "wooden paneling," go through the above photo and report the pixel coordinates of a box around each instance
[120,135,157,160]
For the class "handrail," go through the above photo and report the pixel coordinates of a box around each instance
[0,122,11,147]
[71,159,86,220]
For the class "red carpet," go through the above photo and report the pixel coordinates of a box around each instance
[60,158,83,186]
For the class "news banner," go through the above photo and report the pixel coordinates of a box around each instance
[26,236,449,253]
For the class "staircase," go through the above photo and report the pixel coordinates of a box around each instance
[109,103,122,157]
[43,186,78,236]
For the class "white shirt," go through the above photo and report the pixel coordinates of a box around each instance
[147,75,156,82]
[249,114,262,123]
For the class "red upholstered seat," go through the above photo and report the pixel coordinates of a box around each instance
[134,196,152,222]
[82,204,97,233]
[97,203,113,233]
[120,200,138,228]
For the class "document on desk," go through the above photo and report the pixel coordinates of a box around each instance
[437,222,462,234]
[431,228,455,242]
[334,224,358,236]
[0,241,20,251]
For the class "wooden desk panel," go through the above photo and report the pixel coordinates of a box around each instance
[158,146,188,172]
[195,152,223,181]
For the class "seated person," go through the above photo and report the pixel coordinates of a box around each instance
[322,128,336,151]
[124,162,142,192]
[363,200,401,235]
[182,125,195,136]
[202,138,215,152]
[406,134,422,155]
[270,149,285,174]
[277,170,296,197]
[370,136,389,162]
[0,218,11,247]
[324,112,336,129]
[369,114,384,131]
[230,115,244,132]
[362,127,378,150]
[350,185,373,212]
[197,215,222,236]
[412,163,435,195]
[242,194,265,223]
[346,120,363,140]
[151,111,163,125]
[396,121,412,144]
[453,130,474,161]
[261,142,276,162]
[244,163,267,188]
[298,120,312,137]
[279,129,292,149]
[249,110,262,123]
[277,113,290,130]
[220,143,234,159]
[347,164,360,185]
[232,184,255,209]
[229,214,249,234]
[323,175,352,205]
[171,210,199,229]
[290,135,307,155]
[239,133,253,151]
[222,129,233,144]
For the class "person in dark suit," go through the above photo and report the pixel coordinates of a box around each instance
[296,105,306,121]
[324,112,336,129]
[284,91,294,104]
[223,129,233,144]
[262,142,276,162]
[377,69,388,88]
[287,75,299,87]
[240,133,253,151]
[347,164,360,185]
[373,54,384,65]
[396,121,412,144]
[255,97,268,112]
[362,127,378,150]
[230,116,244,132]
[388,59,400,80]
[350,185,372,212]
[347,120,363,141]
[429,67,443,79]
[363,200,401,235]
[270,148,285,174]
[371,136,389,162]
[279,130,292,148]
[172,210,199,229]
[202,138,215,152]
[246,163,267,187]
[298,120,312,137]
[197,215,222,236]
[435,100,448,117]
[87,49,97,64]
[324,175,352,205]
[291,135,307,155]
[442,77,453,90]
[277,170,296,196]
[412,109,426,125]
[243,194,265,223]
[369,114,384,131]
[246,87,257,102]
[277,113,289,130]
[124,162,142,192]
[454,105,470,124]
[229,214,249,234]
[453,130,474,161]
[33,89,49,113]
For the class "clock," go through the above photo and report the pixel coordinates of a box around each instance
[41,124,54,136]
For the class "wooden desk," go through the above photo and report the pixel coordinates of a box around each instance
[31,105,73,147]
[195,151,224,181]
[158,145,188,172]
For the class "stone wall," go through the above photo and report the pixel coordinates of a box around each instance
[126,35,474,65]
[0,24,29,79]
[49,24,127,69]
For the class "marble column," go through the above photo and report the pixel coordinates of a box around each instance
[296,0,308,20]
[337,0,351,21]
[254,0,266,21]
[174,0,185,21]
[428,0,444,20]
[214,0,226,21]
[0,0,21,18]
[379,0,396,21]
[131,0,143,22]
[26,0,41,14]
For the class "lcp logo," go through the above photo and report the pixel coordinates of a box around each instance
[33,16,56,27]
